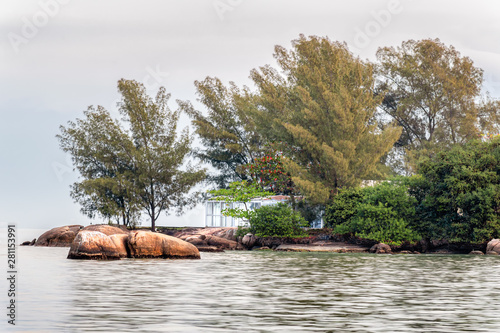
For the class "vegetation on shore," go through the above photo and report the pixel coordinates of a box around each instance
[57,35,499,244]
[324,137,500,245]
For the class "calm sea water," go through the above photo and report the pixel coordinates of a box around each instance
[3,246,500,332]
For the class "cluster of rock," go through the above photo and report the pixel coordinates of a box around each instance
[68,227,199,260]
[28,225,500,257]
[164,227,244,252]
[168,227,238,241]
[30,225,199,260]
[271,239,500,255]
[181,234,244,252]
[368,239,500,255]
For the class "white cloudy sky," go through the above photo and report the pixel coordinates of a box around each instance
[1,0,500,231]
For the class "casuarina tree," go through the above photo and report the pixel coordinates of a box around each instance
[58,79,206,231]
[250,35,402,204]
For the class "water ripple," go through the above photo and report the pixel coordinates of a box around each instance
[13,248,500,332]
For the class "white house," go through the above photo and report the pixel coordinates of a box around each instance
[204,195,323,228]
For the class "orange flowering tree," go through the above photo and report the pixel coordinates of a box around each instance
[241,145,296,195]
[480,132,500,141]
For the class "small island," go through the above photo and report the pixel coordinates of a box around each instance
[29,37,500,261]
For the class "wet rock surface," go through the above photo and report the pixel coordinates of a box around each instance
[205,235,244,250]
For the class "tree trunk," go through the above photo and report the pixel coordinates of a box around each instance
[151,204,156,232]
[150,183,156,232]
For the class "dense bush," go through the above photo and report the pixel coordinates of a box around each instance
[330,181,421,245]
[325,138,500,245]
[249,203,308,238]
[363,179,418,224]
[410,138,500,243]
[323,187,364,228]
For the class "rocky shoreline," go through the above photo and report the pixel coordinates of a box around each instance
[23,225,500,257]
[26,225,199,260]
[160,227,500,255]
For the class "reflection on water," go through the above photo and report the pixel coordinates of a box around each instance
[11,247,500,332]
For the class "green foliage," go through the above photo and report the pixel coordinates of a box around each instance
[376,38,499,172]
[57,105,141,227]
[326,139,500,245]
[58,79,206,231]
[249,203,308,238]
[235,226,249,238]
[208,180,273,221]
[324,187,365,228]
[363,180,418,224]
[411,138,500,243]
[71,176,140,227]
[328,180,421,245]
[209,181,308,238]
[250,35,402,204]
[180,77,263,189]
[336,214,421,246]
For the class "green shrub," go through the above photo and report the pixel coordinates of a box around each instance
[334,202,421,246]
[329,179,421,245]
[325,137,500,245]
[363,179,417,223]
[411,138,500,243]
[235,226,249,238]
[249,203,308,238]
[324,187,364,228]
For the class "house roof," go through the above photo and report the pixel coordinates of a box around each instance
[261,195,290,201]
[259,195,304,201]
[207,195,304,202]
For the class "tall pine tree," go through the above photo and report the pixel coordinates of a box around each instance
[179,77,263,189]
[250,35,401,204]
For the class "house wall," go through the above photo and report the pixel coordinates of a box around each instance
[205,198,324,228]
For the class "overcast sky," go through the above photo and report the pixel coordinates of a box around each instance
[1,0,500,232]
